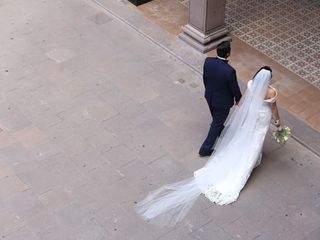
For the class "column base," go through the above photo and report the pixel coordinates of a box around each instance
[179,24,231,53]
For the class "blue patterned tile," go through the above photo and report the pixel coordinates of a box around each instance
[296,51,309,59]
[311,61,320,69]
[304,65,318,73]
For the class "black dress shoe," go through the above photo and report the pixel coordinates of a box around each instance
[199,149,213,157]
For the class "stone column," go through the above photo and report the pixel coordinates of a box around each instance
[179,0,230,53]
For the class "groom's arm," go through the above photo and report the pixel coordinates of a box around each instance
[203,59,208,88]
[228,70,242,104]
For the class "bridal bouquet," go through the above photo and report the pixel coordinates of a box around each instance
[273,125,291,144]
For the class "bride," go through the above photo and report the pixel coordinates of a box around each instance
[136,66,281,226]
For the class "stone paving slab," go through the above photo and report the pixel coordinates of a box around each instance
[0,0,320,240]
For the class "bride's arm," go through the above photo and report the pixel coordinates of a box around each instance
[266,87,281,127]
[271,102,281,127]
[267,87,281,127]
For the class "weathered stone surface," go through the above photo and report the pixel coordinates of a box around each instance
[0,0,319,239]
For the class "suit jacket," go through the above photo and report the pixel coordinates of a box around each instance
[203,57,242,109]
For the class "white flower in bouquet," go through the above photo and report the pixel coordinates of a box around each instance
[272,125,291,144]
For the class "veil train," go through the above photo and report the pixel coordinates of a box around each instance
[136,70,272,226]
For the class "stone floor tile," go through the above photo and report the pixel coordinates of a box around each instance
[95,202,165,240]
[203,204,244,228]
[0,108,32,132]
[0,175,29,199]
[307,114,320,131]
[221,215,269,240]
[102,115,145,150]
[3,226,39,240]
[286,208,320,236]
[69,148,107,174]
[14,161,62,195]
[147,154,190,181]
[119,159,152,182]
[24,212,68,240]
[157,226,194,240]
[0,128,17,148]
[0,143,35,168]
[63,180,105,208]
[0,209,25,237]
[299,105,320,120]
[0,161,15,180]
[132,144,167,165]
[46,48,76,63]
[98,88,134,113]
[175,151,206,173]
[38,187,74,213]
[40,120,76,144]
[87,12,113,25]
[150,58,183,77]
[2,189,46,221]
[190,220,233,240]
[86,162,124,186]
[101,144,138,168]
[100,179,140,209]
[54,202,95,229]
[85,129,121,152]
[73,218,109,240]
[304,227,320,240]
[58,134,93,157]
[12,126,45,150]
[180,204,215,232]
[122,83,159,104]
[119,58,156,77]
[161,137,198,160]
[138,0,187,35]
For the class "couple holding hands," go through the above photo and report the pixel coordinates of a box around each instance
[137,41,281,226]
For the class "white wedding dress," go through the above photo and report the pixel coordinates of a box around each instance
[195,79,277,205]
[136,69,276,225]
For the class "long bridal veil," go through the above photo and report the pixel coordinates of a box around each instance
[136,69,272,226]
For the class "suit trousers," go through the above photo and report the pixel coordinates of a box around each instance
[200,106,230,154]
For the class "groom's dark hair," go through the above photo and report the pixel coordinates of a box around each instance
[217,41,231,58]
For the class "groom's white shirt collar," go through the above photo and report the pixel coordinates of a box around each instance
[217,56,228,61]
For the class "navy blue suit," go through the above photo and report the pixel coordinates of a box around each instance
[199,57,242,155]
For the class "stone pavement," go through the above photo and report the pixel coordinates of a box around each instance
[0,0,320,239]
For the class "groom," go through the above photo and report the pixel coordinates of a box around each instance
[199,41,242,157]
